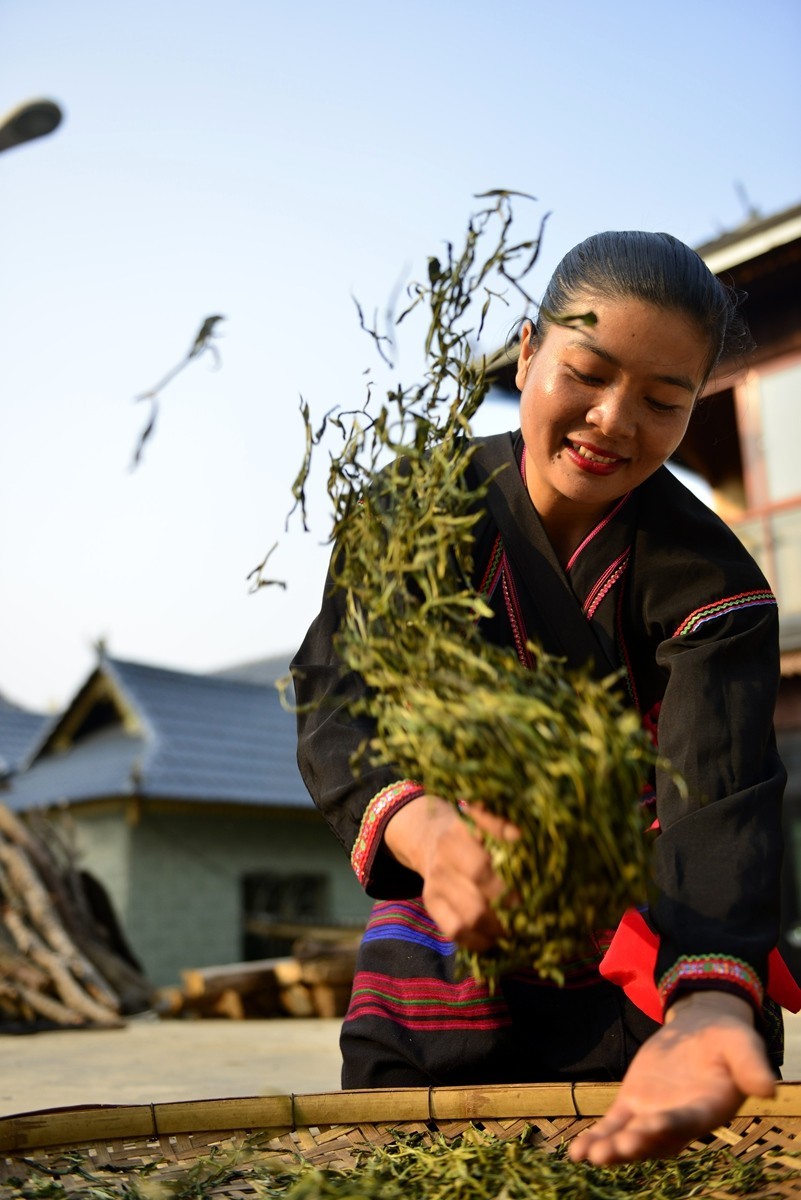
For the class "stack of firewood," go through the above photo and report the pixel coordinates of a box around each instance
[0,802,153,1028]
[157,939,359,1021]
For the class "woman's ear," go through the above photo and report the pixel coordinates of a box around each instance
[515,320,538,391]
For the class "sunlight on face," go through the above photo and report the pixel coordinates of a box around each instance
[516,294,710,558]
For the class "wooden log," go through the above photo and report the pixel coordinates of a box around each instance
[300,952,357,986]
[278,982,315,1017]
[241,987,282,1018]
[0,978,86,1026]
[181,955,287,1003]
[0,840,120,1011]
[208,988,246,1020]
[153,986,186,1017]
[310,982,352,1019]
[0,946,51,992]
[1,805,153,1017]
[244,918,364,946]
[0,805,57,875]
[3,905,123,1027]
[72,932,153,1014]
[0,806,83,933]
[272,958,303,986]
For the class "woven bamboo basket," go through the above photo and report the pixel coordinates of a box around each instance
[3,1082,801,1197]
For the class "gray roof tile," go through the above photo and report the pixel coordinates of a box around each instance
[0,704,51,776]
[7,657,312,811]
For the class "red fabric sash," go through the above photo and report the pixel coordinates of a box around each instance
[599,908,801,1022]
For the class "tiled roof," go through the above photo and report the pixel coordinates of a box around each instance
[6,656,311,811]
[0,702,51,777]
[211,654,293,685]
[6,725,144,808]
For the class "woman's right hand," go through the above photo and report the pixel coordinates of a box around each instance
[382,794,519,951]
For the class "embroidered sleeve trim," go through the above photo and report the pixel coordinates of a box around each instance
[673,590,777,638]
[658,954,764,1011]
[351,779,426,885]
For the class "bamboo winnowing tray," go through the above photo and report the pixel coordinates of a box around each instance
[3,1083,801,1197]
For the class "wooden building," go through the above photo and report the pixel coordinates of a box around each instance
[3,655,372,988]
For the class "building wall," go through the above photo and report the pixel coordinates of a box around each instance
[124,802,372,986]
[59,802,133,931]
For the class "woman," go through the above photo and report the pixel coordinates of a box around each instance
[292,231,788,1164]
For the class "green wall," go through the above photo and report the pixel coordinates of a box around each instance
[62,806,133,932]
[124,803,372,986]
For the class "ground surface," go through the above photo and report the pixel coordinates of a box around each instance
[0,1016,343,1116]
[2,1012,801,1118]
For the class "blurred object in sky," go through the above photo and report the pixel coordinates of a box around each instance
[130,315,225,469]
[0,98,63,154]
[188,315,224,362]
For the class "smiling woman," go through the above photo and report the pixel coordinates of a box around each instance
[291,225,791,1167]
[517,296,708,563]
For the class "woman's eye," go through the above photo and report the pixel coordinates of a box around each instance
[570,367,604,386]
[646,397,679,414]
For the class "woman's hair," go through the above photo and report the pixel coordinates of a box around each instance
[534,230,752,381]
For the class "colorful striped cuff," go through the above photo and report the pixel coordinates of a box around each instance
[658,954,764,1012]
[673,590,776,638]
[351,779,425,885]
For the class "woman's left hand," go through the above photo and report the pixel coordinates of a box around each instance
[568,991,776,1164]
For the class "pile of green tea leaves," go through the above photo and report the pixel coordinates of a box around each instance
[4,1127,800,1200]
[275,192,682,985]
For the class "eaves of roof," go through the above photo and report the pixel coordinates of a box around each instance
[695,202,801,275]
[10,656,313,811]
[5,725,144,811]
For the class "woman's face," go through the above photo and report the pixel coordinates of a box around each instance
[517,293,710,530]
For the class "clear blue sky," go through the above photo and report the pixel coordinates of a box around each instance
[1,0,799,712]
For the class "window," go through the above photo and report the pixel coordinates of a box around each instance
[241,871,328,960]
[759,361,801,504]
[727,355,801,635]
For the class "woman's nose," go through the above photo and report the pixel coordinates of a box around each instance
[586,391,635,439]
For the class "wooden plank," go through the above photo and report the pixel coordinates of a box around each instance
[738,1085,801,1116]
[244,919,364,944]
[430,1083,581,1120]
[572,1082,801,1120]
[570,1083,619,1115]
[294,1088,432,1126]
[181,960,281,999]
[152,1095,294,1134]
[0,1104,155,1152]
[301,956,357,986]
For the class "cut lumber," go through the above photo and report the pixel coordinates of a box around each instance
[0,801,154,1029]
[278,982,315,1018]
[300,953,358,987]
[181,959,284,1001]
[310,982,352,1019]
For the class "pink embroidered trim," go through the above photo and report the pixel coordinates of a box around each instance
[565,492,632,572]
[478,533,504,600]
[583,548,630,620]
[351,779,425,885]
[501,556,534,668]
[658,954,764,1011]
[616,583,640,712]
[673,590,776,638]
